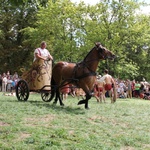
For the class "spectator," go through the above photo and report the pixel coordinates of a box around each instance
[132,79,135,97]
[134,81,141,98]
[143,84,150,100]
[127,79,132,98]
[6,71,10,78]
[139,82,145,99]
[0,74,2,91]
[7,75,13,92]
[2,73,7,92]
[12,72,19,87]
[117,83,125,98]
[118,80,126,98]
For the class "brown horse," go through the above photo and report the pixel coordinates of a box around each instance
[49,42,116,109]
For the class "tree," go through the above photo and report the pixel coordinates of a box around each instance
[0,0,49,74]
[81,0,150,80]
[1,0,150,80]
[23,0,90,63]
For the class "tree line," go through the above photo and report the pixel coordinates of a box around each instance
[0,0,150,81]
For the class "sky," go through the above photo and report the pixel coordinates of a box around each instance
[71,0,150,14]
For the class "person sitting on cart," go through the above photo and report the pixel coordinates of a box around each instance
[33,41,53,62]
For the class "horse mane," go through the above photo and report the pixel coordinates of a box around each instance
[74,46,98,66]
[83,46,96,62]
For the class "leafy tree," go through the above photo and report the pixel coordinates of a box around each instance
[1,0,150,81]
[0,0,49,74]
[81,0,150,80]
[23,0,90,63]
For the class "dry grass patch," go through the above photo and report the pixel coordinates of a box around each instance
[120,146,135,150]
[24,114,55,127]
[0,121,10,126]
[17,132,31,141]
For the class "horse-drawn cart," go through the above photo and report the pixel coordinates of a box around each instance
[15,59,52,102]
[15,42,116,109]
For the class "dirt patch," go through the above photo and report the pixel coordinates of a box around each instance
[89,115,129,127]
[0,121,10,126]
[20,133,31,139]
[15,132,31,142]
[143,144,150,149]
[89,115,109,124]
[24,114,55,127]
[120,146,135,150]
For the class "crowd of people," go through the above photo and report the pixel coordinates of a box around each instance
[115,79,150,100]
[0,41,149,101]
[0,68,149,101]
[57,69,150,102]
[0,71,20,94]
[94,75,150,101]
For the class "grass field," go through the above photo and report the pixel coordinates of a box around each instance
[0,92,150,150]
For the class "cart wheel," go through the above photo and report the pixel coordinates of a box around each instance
[41,92,51,102]
[16,80,29,101]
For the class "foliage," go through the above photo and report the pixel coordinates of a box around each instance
[0,0,49,74]
[0,0,150,80]
[0,93,150,149]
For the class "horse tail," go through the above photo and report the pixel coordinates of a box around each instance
[49,76,56,101]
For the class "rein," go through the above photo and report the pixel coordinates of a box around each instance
[74,71,97,80]
[70,47,103,83]
[59,71,97,89]
[59,45,107,88]
[72,60,97,83]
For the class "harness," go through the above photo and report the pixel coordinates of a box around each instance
[58,45,112,88]
[67,61,97,87]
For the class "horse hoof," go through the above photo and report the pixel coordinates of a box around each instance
[53,102,57,105]
[60,103,64,106]
[78,100,86,105]
[85,107,90,110]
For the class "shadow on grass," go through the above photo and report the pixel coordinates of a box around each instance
[0,94,86,115]
[116,98,131,102]
[25,100,86,115]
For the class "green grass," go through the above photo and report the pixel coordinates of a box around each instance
[0,92,150,150]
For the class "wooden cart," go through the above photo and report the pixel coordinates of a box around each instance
[15,59,52,102]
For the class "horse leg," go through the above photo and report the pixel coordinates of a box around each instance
[78,92,92,109]
[85,93,92,109]
[53,88,59,104]
[58,90,64,106]
[54,88,64,106]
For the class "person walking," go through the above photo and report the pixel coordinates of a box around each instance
[100,69,117,103]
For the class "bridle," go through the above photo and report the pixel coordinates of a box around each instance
[59,45,114,87]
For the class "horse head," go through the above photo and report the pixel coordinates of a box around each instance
[95,42,116,60]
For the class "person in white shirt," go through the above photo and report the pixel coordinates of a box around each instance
[34,41,53,62]
[2,73,7,92]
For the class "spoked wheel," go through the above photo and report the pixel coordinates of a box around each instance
[41,91,51,102]
[16,80,29,101]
